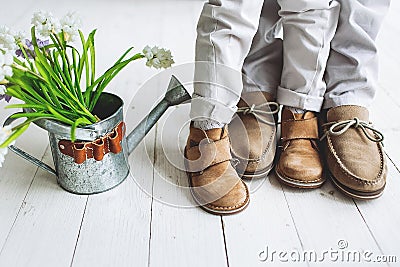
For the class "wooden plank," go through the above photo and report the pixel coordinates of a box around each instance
[2,1,161,266]
[0,0,51,254]
[70,149,154,267]
[70,0,199,265]
[146,2,228,266]
[70,74,157,267]
[0,124,48,251]
[0,148,87,267]
[146,2,228,265]
[369,89,400,168]
[353,159,400,265]
[149,102,228,267]
[354,4,400,256]
[278,178,384,266]
[223,177,307,267]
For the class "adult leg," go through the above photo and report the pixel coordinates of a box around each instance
[242,0,282,96]
[229,0,282,179]
[322,0,391,199]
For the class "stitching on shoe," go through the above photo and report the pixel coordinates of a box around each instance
[282,117,316,123]
[230,126,276,162]
[276,165,323,183]
[326,133,384,185]
[203,181,249,210]
[189,173,250,210]
[282,136,318,141]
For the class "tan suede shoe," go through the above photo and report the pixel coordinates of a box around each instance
[184,124,249,215]
[275,108,325,188]
[229,92,278,179]
[321,105,386,199]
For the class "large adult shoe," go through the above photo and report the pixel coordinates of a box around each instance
[321,105,386,199]
[275,108,325,188]
[184,124,249,215]
[229,92,278,179]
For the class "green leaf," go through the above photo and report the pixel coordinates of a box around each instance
[70,117,92,142]
[0,124,30,148]
[46,105,75,125]
[89,53,145,110]
[5,104,46,110]
[10,112,57,119]
[88,30,97,85]
[72,48,84,103]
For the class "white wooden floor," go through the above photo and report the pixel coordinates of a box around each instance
[1,0,400,266]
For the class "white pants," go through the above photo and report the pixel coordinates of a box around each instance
[190,0,391,125]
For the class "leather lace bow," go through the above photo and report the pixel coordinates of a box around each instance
[321,117,384,142]
[236,102,279,126]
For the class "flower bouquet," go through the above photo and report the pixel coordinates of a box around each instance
[0,11,174,168]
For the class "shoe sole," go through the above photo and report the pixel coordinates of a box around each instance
[275,168,325,189]
[188,181,250,216]
[237,164,274,180]
[329,172,385,200]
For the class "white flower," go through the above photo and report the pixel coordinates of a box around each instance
[31,11,61,37]
[13,31,26,44]
[0,50,13,80]
[0,126,14,168]
[143,46,174,69]
[60,12,81,42]
[0,85,5,94]
[142,45,154,60]
[0,25,17,51]
[0,50,14,81]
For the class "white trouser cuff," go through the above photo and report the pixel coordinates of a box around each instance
[242,81,277,98]
[190,95,237,125]
[323,87,375,109]
[277,86,324,112]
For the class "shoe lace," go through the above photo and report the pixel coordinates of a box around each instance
[236,102,279,126]
[320,117,384,142]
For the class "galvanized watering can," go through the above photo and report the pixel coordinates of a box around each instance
[5,75,191,194]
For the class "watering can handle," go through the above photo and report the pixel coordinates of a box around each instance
[3,116,57,176]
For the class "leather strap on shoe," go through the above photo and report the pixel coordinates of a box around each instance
[185,136,231,173]
[281,117,319,141]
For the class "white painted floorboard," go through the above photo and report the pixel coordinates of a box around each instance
[0,0,400,266]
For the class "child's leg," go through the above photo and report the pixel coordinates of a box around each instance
[190,0,265,130]
[276,0,340,112]
[185,0,265,215]
[275,0,340,188]
[321,0,391,199]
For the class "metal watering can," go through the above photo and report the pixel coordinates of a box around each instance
[5,75,191,194]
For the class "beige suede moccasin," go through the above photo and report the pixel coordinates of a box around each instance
[321,105,386,199]
[229,92,278,179]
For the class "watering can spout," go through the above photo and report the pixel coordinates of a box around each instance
[126,75,191,154]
